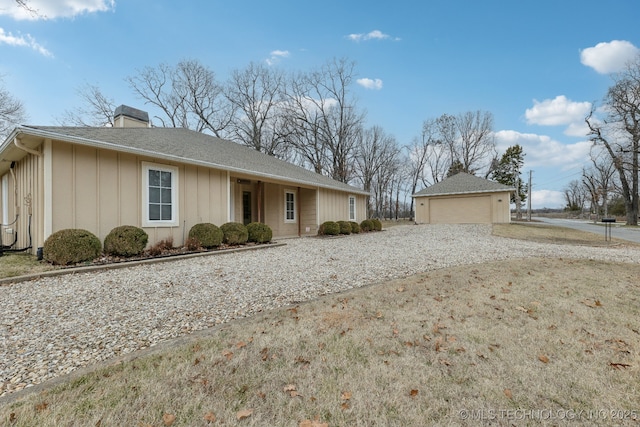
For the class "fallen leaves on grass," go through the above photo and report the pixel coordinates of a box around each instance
[581,299,603,308]
[300,417,329,427]
[162,413,176,426]
[538,354,550,364]
[609,362,632,370]
[284,384,301,397]
[236,409,253,420]
[203,411,216,423]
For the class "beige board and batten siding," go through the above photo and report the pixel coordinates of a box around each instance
[48,140,228,247]
[317,188,366,224]
[415,192,511,224]
[0,150,43,253]
[263,183,299,238]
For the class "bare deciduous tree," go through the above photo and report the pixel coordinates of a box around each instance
[0,76,27,139]
[586,55,640,225]
[445,110,497,176]
[405,118,450,219]
[127,59,231,136]
[582,146,617,218]
[353,126,400,217]
[563,179,587,213]
[225,62,289,157]
[58,83,115,126]
[284,58,365,182]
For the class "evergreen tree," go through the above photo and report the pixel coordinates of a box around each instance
[491,145,526,217]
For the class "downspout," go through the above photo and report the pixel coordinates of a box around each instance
[14,137,42,158]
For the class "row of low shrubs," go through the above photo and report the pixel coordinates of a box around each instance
[42,222,273,266]
[317,218,382,236]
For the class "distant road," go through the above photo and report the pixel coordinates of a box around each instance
[532,217,640,244]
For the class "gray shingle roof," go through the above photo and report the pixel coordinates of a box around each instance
[413,172,513,197]
[18,126,369,195]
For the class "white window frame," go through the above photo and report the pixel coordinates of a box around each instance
[284,190,296,223]
[348,195,356,221]
[142,162,179,227]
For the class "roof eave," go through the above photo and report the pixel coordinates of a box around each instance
[412,188,514,198]
[7,127,370,196]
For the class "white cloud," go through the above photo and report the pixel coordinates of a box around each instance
[525,95,591,127]
[0,27,52,57]
[347,29,399,42]
[494,130,591,170]
[531,189,566,209]
[580,40,640,74]
[564,121,590,138]
[357,77,383,90]
[266,50,290,66]
[0,0,115,20]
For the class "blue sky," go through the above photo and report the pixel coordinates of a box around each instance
[1,0,639,209]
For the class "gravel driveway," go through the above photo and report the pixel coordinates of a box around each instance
[2,224,639,397]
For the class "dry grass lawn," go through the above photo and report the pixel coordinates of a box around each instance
[1,224,639,426]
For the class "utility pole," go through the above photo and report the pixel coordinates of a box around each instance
[527,170,532,221]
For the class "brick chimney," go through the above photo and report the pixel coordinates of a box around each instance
[113,105,150,128]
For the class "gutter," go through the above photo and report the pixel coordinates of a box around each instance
[8,127,370,196]
[14,137,42,157]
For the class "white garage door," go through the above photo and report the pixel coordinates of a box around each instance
[430,196,492,224]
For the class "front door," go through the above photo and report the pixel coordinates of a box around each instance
[242,191,252,225]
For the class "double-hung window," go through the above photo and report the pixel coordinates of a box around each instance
[285,190,296,222]
[143,162,178,227]
[349,196,356,221]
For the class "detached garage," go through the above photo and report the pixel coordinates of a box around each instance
[413,172,513,224]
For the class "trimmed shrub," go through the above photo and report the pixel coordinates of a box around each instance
[337,220,352,235]
[247,222,273,243]
[104,225,148,257]
[350,221,361,234]
[371,218,383,231]
[360,219,374,232]
[220,222,249,245]
[318,221,340,236]
[43,229,102,265]
[188,223,223,248]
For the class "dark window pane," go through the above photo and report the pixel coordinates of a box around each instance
[149,187,160,203]
[161,188,171,203]
[149,204,160,221]
[161,171,172,188]
[149,170,160,186]
[161,204,172,220]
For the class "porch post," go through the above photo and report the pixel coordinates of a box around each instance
[297,186,301,237]
[257,181,262,223]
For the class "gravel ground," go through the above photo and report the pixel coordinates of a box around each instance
[1,223,639,397]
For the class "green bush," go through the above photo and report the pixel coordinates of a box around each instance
[318,221,340,236]
[247,222,273,243]
[371,218,383,231]
[188,223,223,248]
[360,219,374,232]
[337,220,352,235]
[43,229,102,265]
[220,222,249,245]
[350,221,361,234]
[104,225,148,257]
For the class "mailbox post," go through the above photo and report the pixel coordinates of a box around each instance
[602,218,616,241]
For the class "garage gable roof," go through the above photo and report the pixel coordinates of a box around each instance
[3,125,369,195]
[412,172,513,197]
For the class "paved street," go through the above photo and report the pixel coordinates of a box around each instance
[533,217,640,244]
